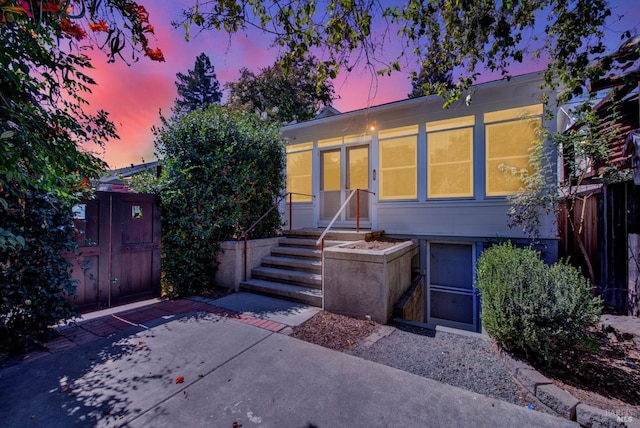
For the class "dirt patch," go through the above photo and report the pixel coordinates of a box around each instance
[539,325,640,412]
[342,238,409,251]
[290,311,378,351]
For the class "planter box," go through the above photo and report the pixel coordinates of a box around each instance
[215,237,280,291]
[323,240,419,324]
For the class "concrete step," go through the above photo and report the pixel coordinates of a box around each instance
[251,266,322,289]
[283,228,385,242]
[278,237,345,248]
[271,246,322,260]
[262,255,322,274]
[239,279,322,307]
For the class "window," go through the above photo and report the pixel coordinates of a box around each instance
[426,116,474,198]
[485,104,543,196]
[378,125,418,200]
[286,142,313,202]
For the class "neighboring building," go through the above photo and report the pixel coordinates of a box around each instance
[558,36,640,315]
[94,161,160,192]
[281,72,558,331]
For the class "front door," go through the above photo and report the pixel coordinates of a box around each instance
[320,145,370,227]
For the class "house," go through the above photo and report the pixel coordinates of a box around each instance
[280,72,558,332]
[558,36,640,315]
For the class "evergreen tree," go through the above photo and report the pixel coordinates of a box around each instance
[175,53,222,112]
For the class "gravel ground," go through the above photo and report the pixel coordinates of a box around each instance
[347,322,529,406]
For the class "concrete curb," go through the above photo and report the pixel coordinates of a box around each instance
[497,345,637,428]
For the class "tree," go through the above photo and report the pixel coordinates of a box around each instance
[179,0,620,106]
[408,47,455,98]
[225,55,335,123]
[174,52,223,113]
[130,106,285,298]
[0,1,163,350]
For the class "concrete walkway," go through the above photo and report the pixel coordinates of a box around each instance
[0,294,577,427]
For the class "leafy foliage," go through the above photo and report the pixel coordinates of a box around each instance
[0,0,163,350]
[0,187,79,351]
[225,56,335,123]
[174,52,223,113]
[133,106,285,298]
[180,0,621,106]
[476,242,602,367]
[408,47,455,98]
[505,95,630,284]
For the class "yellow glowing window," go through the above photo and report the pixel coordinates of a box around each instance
[379,135,417,200]
[484,104,543,122]
[286,141,313,153]
[426,116,474,198]
[321,150,341,191]
[378,125,419,140]
[427,127,474,198]
[286,151,313,202]
[318,137,342,148]
[485,113,541,196]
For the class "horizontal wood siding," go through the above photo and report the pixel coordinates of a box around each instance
[376,201,556,239]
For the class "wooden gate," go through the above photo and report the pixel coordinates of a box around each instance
[66,191,161,312]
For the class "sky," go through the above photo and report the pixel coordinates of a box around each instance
[82,0,640,169]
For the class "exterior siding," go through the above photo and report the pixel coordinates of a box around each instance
[282,71,558,243]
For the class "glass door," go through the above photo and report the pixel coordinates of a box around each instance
[346,145,369,221]
[320,149,342,220]
[320,145,370,226]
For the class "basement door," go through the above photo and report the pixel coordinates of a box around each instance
[67,192,161,311]
[319,145,371,227]
[426,242,479,332]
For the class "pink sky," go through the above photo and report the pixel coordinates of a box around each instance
[82,1,639,169]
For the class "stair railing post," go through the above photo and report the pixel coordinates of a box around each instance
[356,189,360,232]
[289,192,293,231]
[243,233,248,282]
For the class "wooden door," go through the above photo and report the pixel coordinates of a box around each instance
[67,192,161,311]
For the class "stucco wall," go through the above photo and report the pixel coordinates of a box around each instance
[323,240,419,323]
[215,237,280,291]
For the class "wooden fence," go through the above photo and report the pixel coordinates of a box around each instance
[558,181,640,314]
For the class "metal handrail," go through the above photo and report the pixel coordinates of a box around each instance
[237,191,315,281]
[237,192,315,242]
[315,188,375,247]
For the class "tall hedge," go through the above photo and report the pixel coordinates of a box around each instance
[151,106,285,297]
[475,242,602,367]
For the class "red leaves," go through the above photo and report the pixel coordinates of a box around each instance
[88,20,108,32]
[59,17,86,40]
[144,47,165,62]
[175,375,185,384]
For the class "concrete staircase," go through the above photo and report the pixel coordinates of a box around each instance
[239,229,383,307]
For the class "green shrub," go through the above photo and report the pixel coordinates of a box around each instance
[137,106,285,298]
[475,242,601,366]
[0,188,79,351]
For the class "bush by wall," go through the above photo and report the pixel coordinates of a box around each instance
[139,106,285,298]
[475,242,602,367]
